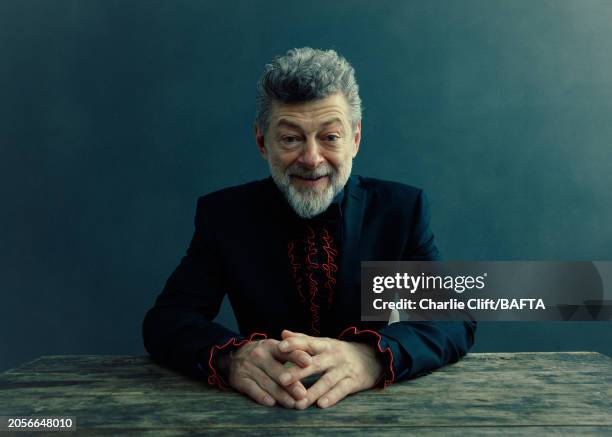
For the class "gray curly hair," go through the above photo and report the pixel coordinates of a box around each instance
[255,47,362,132]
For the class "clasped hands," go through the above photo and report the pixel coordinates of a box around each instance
[216,329,384,409]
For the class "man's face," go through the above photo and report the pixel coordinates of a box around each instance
[255,92,361,218]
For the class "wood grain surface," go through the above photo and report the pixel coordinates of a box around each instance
[1,352,610,435]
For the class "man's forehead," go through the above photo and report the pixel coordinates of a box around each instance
[269,93,351,129]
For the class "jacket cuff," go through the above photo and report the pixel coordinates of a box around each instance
[205,332,268,390]
[338,326,395,388]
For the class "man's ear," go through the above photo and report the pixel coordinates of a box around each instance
[352,119,362,158]
[254,123,268,160]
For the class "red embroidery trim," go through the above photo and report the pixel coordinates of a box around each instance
[304,226,321,335]
[321,228,338,307]
[207,332,267,389]
[287,241,305,303]
[287,226,339,336]
[338,326,395,388]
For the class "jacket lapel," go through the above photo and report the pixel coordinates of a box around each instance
[330,176,367,332]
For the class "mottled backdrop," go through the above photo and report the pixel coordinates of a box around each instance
[1,0,611,372]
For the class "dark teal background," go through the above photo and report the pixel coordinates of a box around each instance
[1,0,611,372]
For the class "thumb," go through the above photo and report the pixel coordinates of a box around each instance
[281,329,307,339]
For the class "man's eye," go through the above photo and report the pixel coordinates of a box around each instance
[282,136,300,144]
[324,134,340,142]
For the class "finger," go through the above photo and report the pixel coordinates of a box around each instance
[317,377,355,409]
[256,353,308,399]
[275,351,337,388]
[278,336,327,355]
[286,380,309,401]
[235,377,276,407]
[266,340,312,367]
[294,368,343,410]
[287,349,312,368]
[281,329,308,339]
[250,365,298,409]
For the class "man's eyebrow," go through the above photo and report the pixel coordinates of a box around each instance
[275,117,345,130]
[320,117,344,128]
[276,119,303,130]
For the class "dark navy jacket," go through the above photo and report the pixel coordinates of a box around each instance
[142,175,476,388]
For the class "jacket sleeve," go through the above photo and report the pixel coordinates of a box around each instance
[142,196,265,388]
[340,189,476,386]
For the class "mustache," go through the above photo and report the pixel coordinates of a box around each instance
[286,165,334,179]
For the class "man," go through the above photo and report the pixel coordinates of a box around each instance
[142,47,476,409]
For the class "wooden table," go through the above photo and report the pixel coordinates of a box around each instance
[1,352,610,435]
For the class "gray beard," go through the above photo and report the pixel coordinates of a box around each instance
[268,159,352,219]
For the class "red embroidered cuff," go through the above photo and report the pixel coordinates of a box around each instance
[338,326,395,388]
[207,332,267,390]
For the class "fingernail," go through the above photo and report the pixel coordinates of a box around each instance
[279,373,291,384]
[295,399,308,410]
[319,397,329,408]
[279,341,289,350]
[300,355,311,366]
[264,396,275,406]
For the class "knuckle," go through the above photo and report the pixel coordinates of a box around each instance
[331,347,343,359]
[311,355,321,369]
[325,394,337,405]
[288,381,304,395]
[242,381,259,398]
[260,338,275,347]
[346,364,359,380]
[240,359,254,373]
[233,362,251,380]
[258,374,274,390]
[321,372,335,387]
[290,368,305,380]
[253,373,271,390]
[249,346,265,360]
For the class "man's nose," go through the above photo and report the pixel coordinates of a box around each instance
[298,137,325,167]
